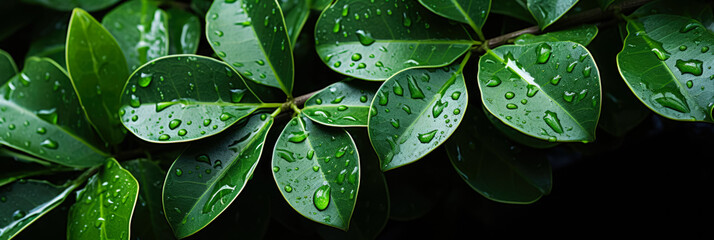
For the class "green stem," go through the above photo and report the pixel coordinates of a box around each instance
[270,107,282,118]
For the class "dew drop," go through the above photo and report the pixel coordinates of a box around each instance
[417,130,437,143]
[536,43,552,64]
[313,184,330,211]
[675,59,703,76]
[392,81,404,96]
[543,111,564,134]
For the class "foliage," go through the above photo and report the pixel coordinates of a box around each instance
[0,0,713,239]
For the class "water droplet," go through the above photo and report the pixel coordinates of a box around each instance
[679,45,687,51]
[583,66,592,77]
[563,91,575,102]
[175,168,183,176]
[402,105,411,114]
[506,103,518,109]
[203,119,212,126]
[277,149,296,162]
[355,30,375,46]
[169,119,181,130]
[332,19,341,33]
[536,43,552,64]
[418,130,437,143]
[336,145,348,158]
[307,149,315,160]
[360,95,368,102]
[331,96,345,103]
[139,74,152,87]
[551,75,562,85]
[312,166,320,172]
[37,108,58,124]
[158,134,170,141]
[273,166,280,172]
[12,210,26,220]
[526,85,539,97]
[402,12,412,27]
[36,127,47,134]
[433,100,448,118]
[392,81,404,96]
[130,95,141,107]
[284,185,293,193]
[702,46,709,53]
[675,59,703,76]
[378,91,389,105]
[351,53,362,61]
[566,62,577,73]
[214,30,224,37]
[687,80,694,88]
[451,91,461,100]
[219,113,232,121]
[505,92,515,99]
[485,76,501,87]
[288,131,308,143]
[40,139,58,149]
[313,184,331,211]
[543,111,564,134]
[230,89,246,103]
[453,108,461,115]
[390,118,400,128]
[680,22,700,33]
[407,76,425,99]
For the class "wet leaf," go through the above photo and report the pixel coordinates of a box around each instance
[490,0,534,23]
[66,8,129,146]
[67,158,139,240]
[119,55,268,143]
[483,106,558,149]
[0,50,17,85]
[617,15,714,122]
[315,0,475,81]
[163,113,274,238]
[418,0,491,39]
[0,57,108,168]
[122,159,172,240]
[445,104,552,204]
[526,0,579,30]
[478,42,601,142]
[0,149,73,187]
[272,114,359,230]
[368,61,468,171]
[206,0,294,96]
[514,24,598,46]
[167,8,200,55]
[0,179,79,240]
[631,0,714,31]
[102,0,170,71]
[23,0,120,12]
[279,0,311,46]
[303,80,379,127]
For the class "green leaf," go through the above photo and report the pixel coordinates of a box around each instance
[119,55,270,143]
[303,80,379,127]
[0,149,73,187]
[311,0,332,11]
[103,0,170,71]
[368,60,468,171]
[445,104,552,204]
[163,113,274,238]
[631,0,714,31]
[206,0,295,96]
[122,159,172,240]
[514,24,598,46]
[315,0,475,81]
[0,179,79,240]
[280,0,311,46]
[66,8,129,146]
[0,57,108,168]
[25,14,69,68]
[167,8,201,55]
[526,0,579,30]
[272,114,359,230]
[483,106,558,149]
[67,159,139,240]
[478,42,601,142]
[617,15,714,122]
[0,49,17,85]
[418,0,491,40]
[490,0,534,23]
[22,0,120,11]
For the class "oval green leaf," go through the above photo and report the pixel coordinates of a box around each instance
[103,0,170,71]
[514,24,598,46]
[0,179,79,240]
[478,42,601,142]
[418,0,491,40]
[272,114,360,230]
[0,149,73,187]
[445,104,552,204]
[617,15,714,122]
[315,0,475,81]
[122,159,172,240]
[119,55,268,143]
[66,8,129,146]
[303,80,379,127]
[280,0,311,46]
[167,8,201,55]
[163,113,274,238]
[0,49,17,85]
[0,57,108,168]
[23,0,120,12]
[368,62,468,171]
[206,0,295,96]
[527,0,579,30]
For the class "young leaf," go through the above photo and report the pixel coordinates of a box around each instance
[167,8,201,55]
[303,80,379,127]
[102,0,170,71]
[25,14,69,68]
[66,8,129,146]
[0,49,17,85]
[67,158,140,240]
[617,15,714,122]
[0,149,73,187]
[314,0,475,81]
[418,0,491,40]
[445,104,552,204]
[122,159,172,240]
[0,57,108,168]
[526,0,579,30]
[514,24,599,46]
[272,114,360,230]
[478,42,601,142]
[279,0,311,46]
[490,0,534,23]
[163,113,274,238]
[368,61,468,171]
[22,0,120,12]
[119,55,269,143]
[206,0,295,96]
[0,179,79,240]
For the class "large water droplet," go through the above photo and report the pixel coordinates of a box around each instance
[485,76,501,87]
[378,91,389,105]
[169,119,181,130]
[675,59,703,76]
[390,118,400,128]
[543,111,564,134]
[526,85,539,97]
[418,130,437,143]
[355,30,375,46]
[230,89,246,103]
[407,76,425,99]
[288,131,308,143]
[432,100,447,118]
[392,81,403,96]
[37,108,58,124]
[40,138,58,149]
[130,95,141,108]
[313,184,331,211]
[536,43,552,64]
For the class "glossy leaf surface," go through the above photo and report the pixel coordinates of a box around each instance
[279,0,311,46]
[479,42,601,142]
[206,0,294,95]
[167,8,201,55]
[67,159,139,240]
[272,115,359,230]
[527,0,579,30]
[0,58,107,168]
[303,80,379,127]
[631,0,714,31]
[119,55,264,143]
[0,150,72,187]
[315,0,475,81]
[445,105,552,204]
[490,0,534,23]
[0,179,78,240]
[163,113,273,238]
[484,106,558,149]
[122,159,172,240]
[418,0,491,39]
[66,9,129,146]
[0,50,17,85]
[23,0,120,12]
[103,0,170,71]
[617,15,714,122]
[312,0,332,11]
[368,63,468,171]
[514,24,598,46]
